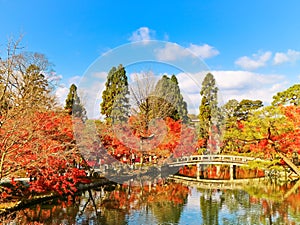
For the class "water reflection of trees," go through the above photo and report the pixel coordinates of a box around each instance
[199,179,300,225]
[200,189,221,225]
[0,196,80,225]
[1,180,189,224]
[2,179,300,224]
[99,180,189,224]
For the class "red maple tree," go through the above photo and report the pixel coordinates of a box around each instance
[98,117,197,164]
[0,111,87,201]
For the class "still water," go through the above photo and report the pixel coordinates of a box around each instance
[3,178,300,225]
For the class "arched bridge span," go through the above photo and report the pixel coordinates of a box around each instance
[169,155,260,167]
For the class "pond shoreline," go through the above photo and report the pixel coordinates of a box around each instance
[0,177,114,217]
[1,163,298,218]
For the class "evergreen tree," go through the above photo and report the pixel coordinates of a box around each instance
[170,75,189,123]
[234,99,263,121]
[22,64,53,109]
[100,65,130,122]
[272,84,300,106]
[221,99,239,121]
[221,99,263,124]
[152,75,176,119]
[65,84,87,120]
[220,99,263,154]
[141,74,189,123]
[198,73,219,149]
[0,38,57,125]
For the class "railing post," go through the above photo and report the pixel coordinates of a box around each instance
[230,164,236,180]
[196,163,200,180]
[230,165,233,180]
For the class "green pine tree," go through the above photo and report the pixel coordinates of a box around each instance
[170,75,189,123]
[100,65,130,123]
[141,74,189,123]
[65,84,87,120]
[22,64,54,109]
[198,73,219,149]
[234,99,263,121]
[272,84,300,106]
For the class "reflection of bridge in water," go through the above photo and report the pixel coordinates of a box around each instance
[170,175,300,201]
[169,175,266,190]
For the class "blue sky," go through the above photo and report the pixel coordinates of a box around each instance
[1,0,300,117]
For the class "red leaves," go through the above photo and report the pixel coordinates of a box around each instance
[1,191,9,199]
[104,182,189,212]
[99,117,197,162]
[0,111,87,200]
[228,106,300,157]
[237,120,244,129]
[258,139,268,148]
[11,177,16,186]
[29,165,86,196]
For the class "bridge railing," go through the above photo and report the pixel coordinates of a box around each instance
[171,155,258,165]
[91,155,262,174]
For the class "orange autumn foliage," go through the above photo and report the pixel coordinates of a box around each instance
[0,111,87,201]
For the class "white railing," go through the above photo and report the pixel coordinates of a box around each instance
[171,155,259,166]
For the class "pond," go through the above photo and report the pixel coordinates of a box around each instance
[2,178,300,225]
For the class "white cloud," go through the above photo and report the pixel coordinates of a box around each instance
[77,72,108,119]
[155,43,219,61]
[211,70,282,89]
[129,28,219,61]
[171,70,286,115]
[176,72,203,93]
[188,44,219,59]
[68,75,82,86]
[235,49,300,69]
[273,49,300,65]
[129,27,155,43]
[155,43,190,61]
[54,75,83,107]
[83,81,105,119]
[55,72,109,119]
[211,70,286,105]
[235,51,272,70]
[46,72,62,83]
[55,86,69,106]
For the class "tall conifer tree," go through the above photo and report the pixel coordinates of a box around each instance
[198,73,219,149]
[100,64,130,122]
[170,75,189,123]
[65,84,87,120]
[141,74,189,123]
